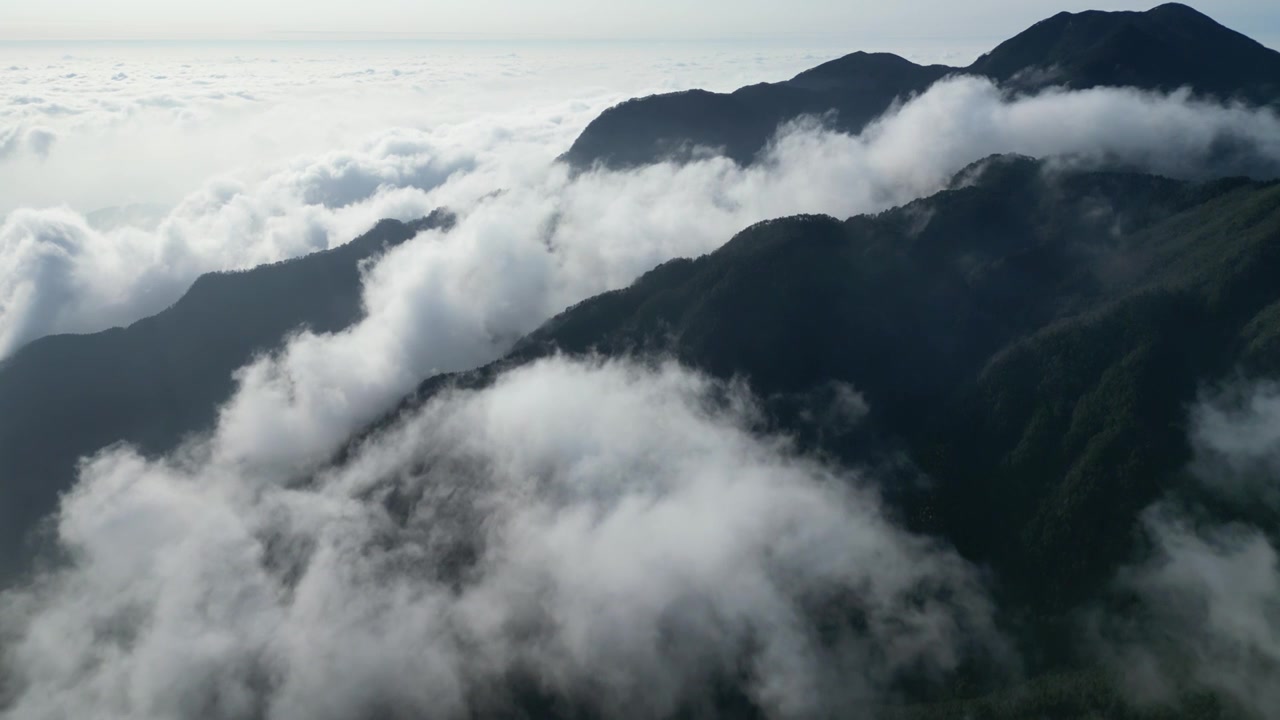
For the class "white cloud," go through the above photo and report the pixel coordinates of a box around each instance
[0,356,1005,719]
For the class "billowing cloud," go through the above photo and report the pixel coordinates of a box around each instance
[1095,381,1280,719]
[7,74,1280,363]
[0,357,1005,719]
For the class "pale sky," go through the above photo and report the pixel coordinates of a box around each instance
[2,0,1277,44]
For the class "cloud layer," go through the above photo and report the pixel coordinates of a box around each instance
[0,357,1003,719]
[0,43,847,212]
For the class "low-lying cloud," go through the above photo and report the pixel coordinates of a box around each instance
[1096,381,1280,719]
[0,357,1004,719]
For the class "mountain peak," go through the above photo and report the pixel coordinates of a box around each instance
[1147,2,1211,19]
[968,3,1280,101]
[790,51,923,77]
[786,51,948,92]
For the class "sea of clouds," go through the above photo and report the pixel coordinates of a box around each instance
[0,40,859,356]
[3,38,1280,719]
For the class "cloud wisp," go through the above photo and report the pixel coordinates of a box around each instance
[1095,381,1280,719]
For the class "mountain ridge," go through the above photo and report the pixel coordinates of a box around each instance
[363,155,1280,639]
[562,3,1280,171]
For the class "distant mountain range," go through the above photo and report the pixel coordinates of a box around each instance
[562,3,1280,170]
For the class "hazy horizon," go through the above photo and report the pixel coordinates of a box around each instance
[4,0,1278,43]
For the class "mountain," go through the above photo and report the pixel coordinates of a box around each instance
[561,53,951,168]
[371,157,1280,690]
[562,3,1280,171]
[0,211,452,576]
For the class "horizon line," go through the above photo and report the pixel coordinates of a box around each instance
[0,31,1003,45]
